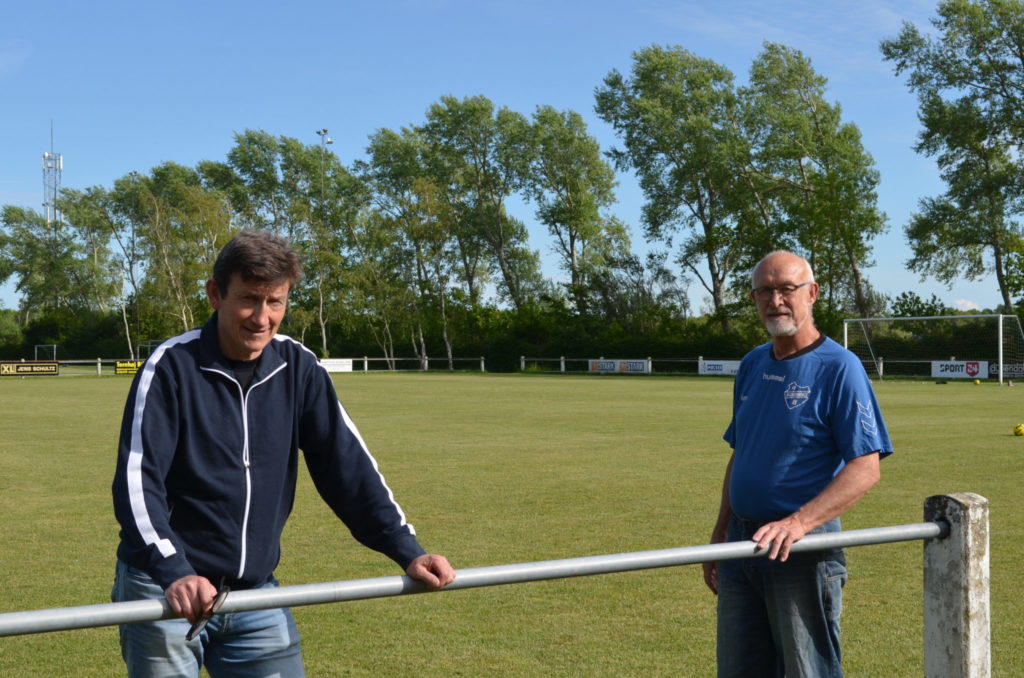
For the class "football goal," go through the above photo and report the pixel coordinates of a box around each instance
[843,314,1024,383]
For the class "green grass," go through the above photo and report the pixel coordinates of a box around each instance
[0,373,1021,676]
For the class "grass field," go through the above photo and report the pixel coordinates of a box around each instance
[0,373,1021,676]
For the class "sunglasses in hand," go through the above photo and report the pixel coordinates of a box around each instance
[185,578,230,641]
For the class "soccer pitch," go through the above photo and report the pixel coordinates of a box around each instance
[0,373,1021,676]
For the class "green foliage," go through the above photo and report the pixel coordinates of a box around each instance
[523,105,625,314]
[889,291,950,318]
[881,0,1024,311]
[595,43,887,329]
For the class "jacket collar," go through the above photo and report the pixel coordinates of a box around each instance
[198,312,286,378]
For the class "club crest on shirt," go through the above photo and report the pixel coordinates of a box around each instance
[784,382,811,409]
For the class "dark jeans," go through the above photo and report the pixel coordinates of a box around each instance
[716,516,847,678]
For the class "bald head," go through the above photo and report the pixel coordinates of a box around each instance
[751,251,815,289]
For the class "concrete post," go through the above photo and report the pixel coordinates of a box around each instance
[923,493,990,678]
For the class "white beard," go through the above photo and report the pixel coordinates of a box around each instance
[764,314,799,337]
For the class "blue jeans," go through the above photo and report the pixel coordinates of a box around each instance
[716,516,847,678]
[112,561,305,678]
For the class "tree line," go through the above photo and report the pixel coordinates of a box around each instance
[3,3,1023,367]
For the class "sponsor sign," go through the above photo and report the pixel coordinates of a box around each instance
[321,358,354,373]
[989,363,1024,377]
[0,361,59,376]
[699,360,741,376]
[588,359,650,374]
[115,360,146,375]
[931,360,988,379]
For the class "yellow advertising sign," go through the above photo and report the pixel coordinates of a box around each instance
[0,361,59,376]
[115,360,146,375]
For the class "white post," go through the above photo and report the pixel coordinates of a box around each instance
[520,355,525,371]
[646,357,652,374]
[480,356,485,372]
[879,357,884,379]
[96,358,102,376]
[997,315,1004,385]
[560,356,565,373]
[923,493,990,678]
[363,357,368,372]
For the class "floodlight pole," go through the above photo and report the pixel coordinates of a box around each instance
[316,128,333,212]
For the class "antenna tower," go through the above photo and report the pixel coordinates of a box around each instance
[42,123,63,224]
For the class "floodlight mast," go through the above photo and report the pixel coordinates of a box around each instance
[316,128,333,208]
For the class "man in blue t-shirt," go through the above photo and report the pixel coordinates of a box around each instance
[703,250,892,678]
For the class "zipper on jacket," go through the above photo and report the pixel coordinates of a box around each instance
[200,362,288,583]
[238,382,253,580]
[233,363,288,581]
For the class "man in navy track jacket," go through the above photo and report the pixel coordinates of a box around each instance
[112,230,455,677]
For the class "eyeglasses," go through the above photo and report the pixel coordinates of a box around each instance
[185,578,230,641]
[751,281,812,301]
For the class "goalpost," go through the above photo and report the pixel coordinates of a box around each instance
[843,314,1024,384]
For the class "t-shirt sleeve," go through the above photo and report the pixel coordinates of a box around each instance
[829,354,894,462]
[723,355,749,449]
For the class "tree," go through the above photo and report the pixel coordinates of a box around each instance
[421,95,543,309]
[128,163,232,334]
[58,185,136,355]
[740,43,888,321]
[360,126,464,365]
[523,105,627,314]
[596,45,750,331]
[0,203,119,319]
[105,176,151,357]
[342,210,418,366]
[597,44,888,329]
[889,290,948,317]
[881,0,1024,311]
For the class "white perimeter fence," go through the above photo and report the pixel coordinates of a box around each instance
[13,357,489,377]
[519,356,729,374]
[0,493,990,677]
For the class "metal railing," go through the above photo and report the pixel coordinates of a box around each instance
[0,493,991,677]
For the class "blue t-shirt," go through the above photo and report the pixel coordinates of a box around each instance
[723,336,893,521]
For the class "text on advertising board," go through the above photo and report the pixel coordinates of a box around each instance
[0,361,59,376]
[930,361,988,379]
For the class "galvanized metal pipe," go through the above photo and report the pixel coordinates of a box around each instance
[0,521,947,638]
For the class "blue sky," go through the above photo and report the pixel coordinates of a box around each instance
[0,0,1003,312]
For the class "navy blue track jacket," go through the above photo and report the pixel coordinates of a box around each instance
[112,314,425,591]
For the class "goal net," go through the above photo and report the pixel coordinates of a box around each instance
[843,314,1024,383]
